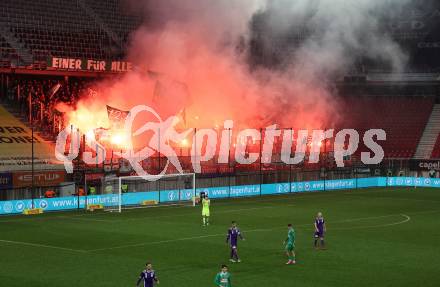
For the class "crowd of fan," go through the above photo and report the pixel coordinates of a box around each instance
[2,76,92,139]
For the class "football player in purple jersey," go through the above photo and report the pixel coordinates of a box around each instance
[314,212,326,249]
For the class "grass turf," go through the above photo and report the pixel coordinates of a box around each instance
[0,187,439,287]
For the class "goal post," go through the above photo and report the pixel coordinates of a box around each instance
[103,173,197,212]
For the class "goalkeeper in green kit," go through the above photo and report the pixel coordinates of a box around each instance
[202,194,211,226]
[214,264,232,287]
[284,223,296,265]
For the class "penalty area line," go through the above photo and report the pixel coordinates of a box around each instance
[332,214,411,230]
[88,227,274,252]
[0,239,87,253]
[88,212,413,252]
[102,205,282,223]
[0,212,426,254]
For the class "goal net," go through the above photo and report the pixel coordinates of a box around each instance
[96,173,196,212]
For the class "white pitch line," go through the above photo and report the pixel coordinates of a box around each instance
[217,205,278,213]
[110,203,186,212]
[0,188,392,224]
[0,239,87,253]
[0,198,296,224]
[56,215,113,223]
[0,211,433,254]
[332,214,411,230]
[0,203,294,226]
[89,234,225,251]
[88,226,274,252]
[337,213,406,223]
[88,212,413,252]
[345,194,440,203]
[0,186,428,224]
[66,192,336,218]
[408,209,440,216]
[86,205,283,223]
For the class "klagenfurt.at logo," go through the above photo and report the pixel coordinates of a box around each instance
[55,105,386,180]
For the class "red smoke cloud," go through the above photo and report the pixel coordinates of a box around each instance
[63,0,339,138]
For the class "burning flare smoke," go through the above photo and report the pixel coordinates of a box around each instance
[61,0,409,147]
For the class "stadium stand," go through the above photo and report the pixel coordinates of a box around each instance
[0,75,93,140]
[339,96,435,158]
[414,104,440,159]
[1,74,437,159]
[86,0,141,44]
[0,35,19,67]
[432,135,440,158]
[0,0,141,66]
[0,0,438,181]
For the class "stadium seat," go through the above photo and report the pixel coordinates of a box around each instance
[336,96,435,159]
[432,135,440,158]
[0,0,141,66]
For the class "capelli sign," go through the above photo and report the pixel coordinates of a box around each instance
[418,161,440,170]
[410,160,440,171]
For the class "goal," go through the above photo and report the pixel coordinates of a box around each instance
[98,173,197,212]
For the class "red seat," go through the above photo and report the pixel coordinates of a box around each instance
[335,96,435,159]
[432,135,440,158]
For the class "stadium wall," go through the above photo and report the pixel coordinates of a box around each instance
[0,176,439,215]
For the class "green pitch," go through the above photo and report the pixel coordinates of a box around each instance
[0,187,439,286]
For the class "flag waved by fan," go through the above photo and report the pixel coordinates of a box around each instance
[106,105,130,147]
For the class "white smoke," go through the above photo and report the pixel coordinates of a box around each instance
[256,0,411,75]
[100,0,412,129]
